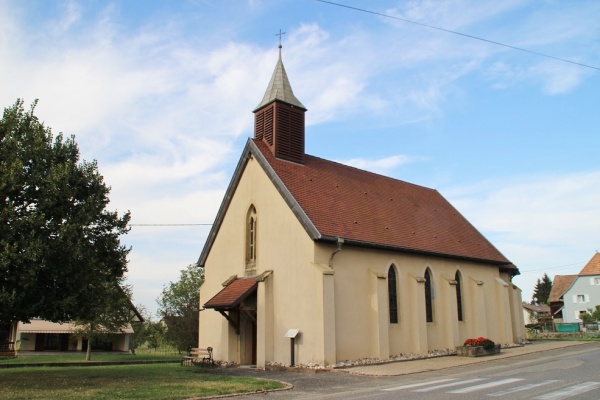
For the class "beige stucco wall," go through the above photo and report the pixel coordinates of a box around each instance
[199,157,329,366]
[200,155,524,367]
[314,244,523,361]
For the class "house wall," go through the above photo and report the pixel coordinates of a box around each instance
[199,157,327,367]
[111,334,130,352]
[563,275,600,323]
[19,333,36,351]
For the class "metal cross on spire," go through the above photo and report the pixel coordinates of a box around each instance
[275,29,286,48]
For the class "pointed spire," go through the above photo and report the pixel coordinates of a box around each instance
[254,45,306,112]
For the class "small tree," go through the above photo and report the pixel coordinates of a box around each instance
[580,305,600,325]
[74,282,138,361]
[532,273,553,305]
[130,305,168,353]
[157,263,203,351]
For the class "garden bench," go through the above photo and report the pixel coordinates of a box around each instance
[182,347,214,367]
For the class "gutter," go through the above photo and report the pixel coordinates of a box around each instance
[318,235,519,276]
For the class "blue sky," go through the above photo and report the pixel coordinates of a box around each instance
[2,0,599,316]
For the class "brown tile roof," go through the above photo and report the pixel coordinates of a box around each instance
[253,139,514,268]
[548,275,577,303]
[579,252,600,275]
[204,278,258,309]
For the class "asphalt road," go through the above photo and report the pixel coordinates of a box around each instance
[206,341,600,399]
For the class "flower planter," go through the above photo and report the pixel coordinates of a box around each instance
[456,344,501,357]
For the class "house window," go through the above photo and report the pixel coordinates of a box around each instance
[424,268,433,323]
[592,277,600,285]
[245,206,257,272]
[574,294,589,303]
[388,265,398,324]
[455,270,463,322]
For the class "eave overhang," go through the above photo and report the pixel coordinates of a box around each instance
[317,235,520,276]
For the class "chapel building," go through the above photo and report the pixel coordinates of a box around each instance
[198,46,525,367]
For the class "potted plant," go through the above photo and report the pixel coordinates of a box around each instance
[456,337,501,357]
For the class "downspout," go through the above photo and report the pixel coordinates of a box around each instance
[328,237,344,269]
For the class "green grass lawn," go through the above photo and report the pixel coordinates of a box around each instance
[0,352,181,364]
[0,363,286,399]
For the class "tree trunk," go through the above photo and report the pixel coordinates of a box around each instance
[85,325,93,361]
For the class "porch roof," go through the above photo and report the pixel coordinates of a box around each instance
[18,320,78,334]
[203,277,258,310]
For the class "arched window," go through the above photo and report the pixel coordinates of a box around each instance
[246,206,257,271]
[424,268,433,323]
[388,265,398,324]
[455,270,463,322]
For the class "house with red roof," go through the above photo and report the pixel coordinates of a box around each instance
[549,252,600,323]
[197,46,525,368]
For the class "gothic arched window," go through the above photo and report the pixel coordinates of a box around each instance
[388,265,398,324]
[424,268,434,323]
[455,270,464,322]
[246,206,257,271]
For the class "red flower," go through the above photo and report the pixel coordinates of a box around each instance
[463,337,495,350]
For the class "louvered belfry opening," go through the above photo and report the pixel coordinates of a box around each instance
[253,45,307,164]
[254,101,305,164]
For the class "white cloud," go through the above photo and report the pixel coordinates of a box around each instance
[2,0,599,313]
[444,171,600,300]
[530,61,587,95]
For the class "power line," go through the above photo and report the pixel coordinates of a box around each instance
[316,0,600,71]
[129,223,213,227]
[520,261,587,275]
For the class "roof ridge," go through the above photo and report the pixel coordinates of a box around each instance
[301,151,438,193]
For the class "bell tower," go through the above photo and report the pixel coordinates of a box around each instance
[253,45,307,164]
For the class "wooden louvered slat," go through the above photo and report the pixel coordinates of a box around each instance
[264,106,274,146]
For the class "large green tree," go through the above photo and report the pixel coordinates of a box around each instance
[532,273,553,305]
[0,99,131,324]
[157,263,203,351]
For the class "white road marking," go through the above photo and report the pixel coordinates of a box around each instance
[448,378,524,394]
[380,378,455,391]
[533,382,600,399]
[413,378,486,392]
[488,380,560,396]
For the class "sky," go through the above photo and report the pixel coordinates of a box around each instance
[2,0,599,317]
